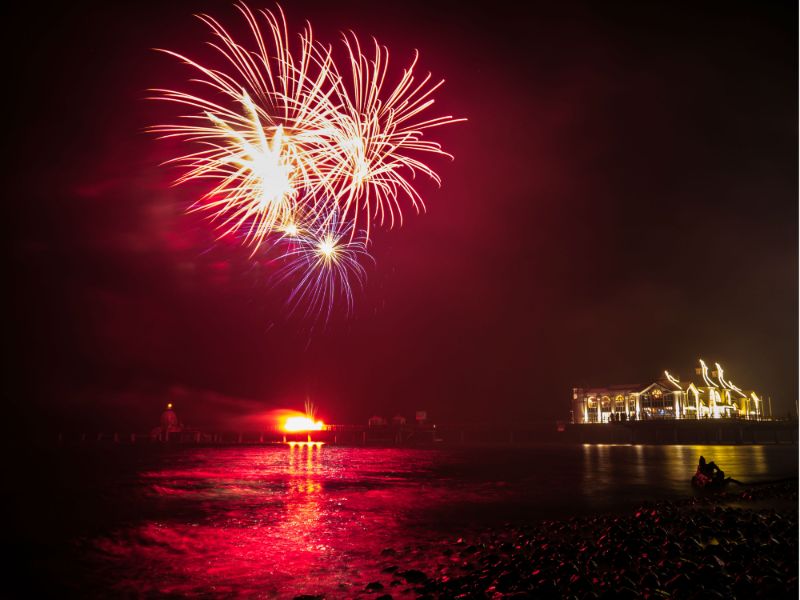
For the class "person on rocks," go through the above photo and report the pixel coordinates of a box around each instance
[707,460,725,483]
[693,456,712,487]
[693,456,726,487]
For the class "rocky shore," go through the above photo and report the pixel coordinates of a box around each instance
[300,480,797,599]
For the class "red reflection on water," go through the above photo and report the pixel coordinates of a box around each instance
[93,445,443,596]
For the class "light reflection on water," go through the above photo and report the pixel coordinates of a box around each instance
[580,444,780,510]
[88,444,795,597]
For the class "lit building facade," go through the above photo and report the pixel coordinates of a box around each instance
[571,360,767,424]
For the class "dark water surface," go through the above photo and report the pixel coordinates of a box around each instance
[16,443,797,597]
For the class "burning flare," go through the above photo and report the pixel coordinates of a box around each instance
[279,400,324,432]
[283,416,324,432]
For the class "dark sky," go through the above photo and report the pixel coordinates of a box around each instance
[8,1,797,432]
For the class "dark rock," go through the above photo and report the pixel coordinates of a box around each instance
[613,587,638,600]
[365,581,384,591]
[613,551,633,569]
[640,572,660,589]
[664,542,682,559]
[399,569,428,584]
[665,573,691,591]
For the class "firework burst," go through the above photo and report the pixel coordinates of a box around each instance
[151,2,460,318]
[317,33,461,234]
[275,207,371,321]
[150,3,336,249]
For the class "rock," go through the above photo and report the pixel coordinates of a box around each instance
[613,587,638,600]
[639,572,660,589]
[376,483,796,600]
[665,573,691,591]
[664,542,681,559]
[365,581,384,591]
[399,569,428,584]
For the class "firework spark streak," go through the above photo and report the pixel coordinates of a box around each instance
[151,2,461,318]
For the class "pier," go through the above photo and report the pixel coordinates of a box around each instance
[563,418,798,445]
[53,419,798,446]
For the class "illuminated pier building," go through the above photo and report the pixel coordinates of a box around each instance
[571,360,768,424]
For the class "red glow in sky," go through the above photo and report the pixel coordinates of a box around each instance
[7,0,797,431]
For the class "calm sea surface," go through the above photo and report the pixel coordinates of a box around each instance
[19,443,797,597]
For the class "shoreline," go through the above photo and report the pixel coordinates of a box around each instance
[317,480,798,600]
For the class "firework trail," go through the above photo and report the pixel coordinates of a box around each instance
[151,2,460,317]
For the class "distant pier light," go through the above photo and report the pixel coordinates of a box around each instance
[150,402,183,441]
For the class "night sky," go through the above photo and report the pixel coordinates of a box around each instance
[8,1,797,433]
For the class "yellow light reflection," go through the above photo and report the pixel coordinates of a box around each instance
[279,441,325,552]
